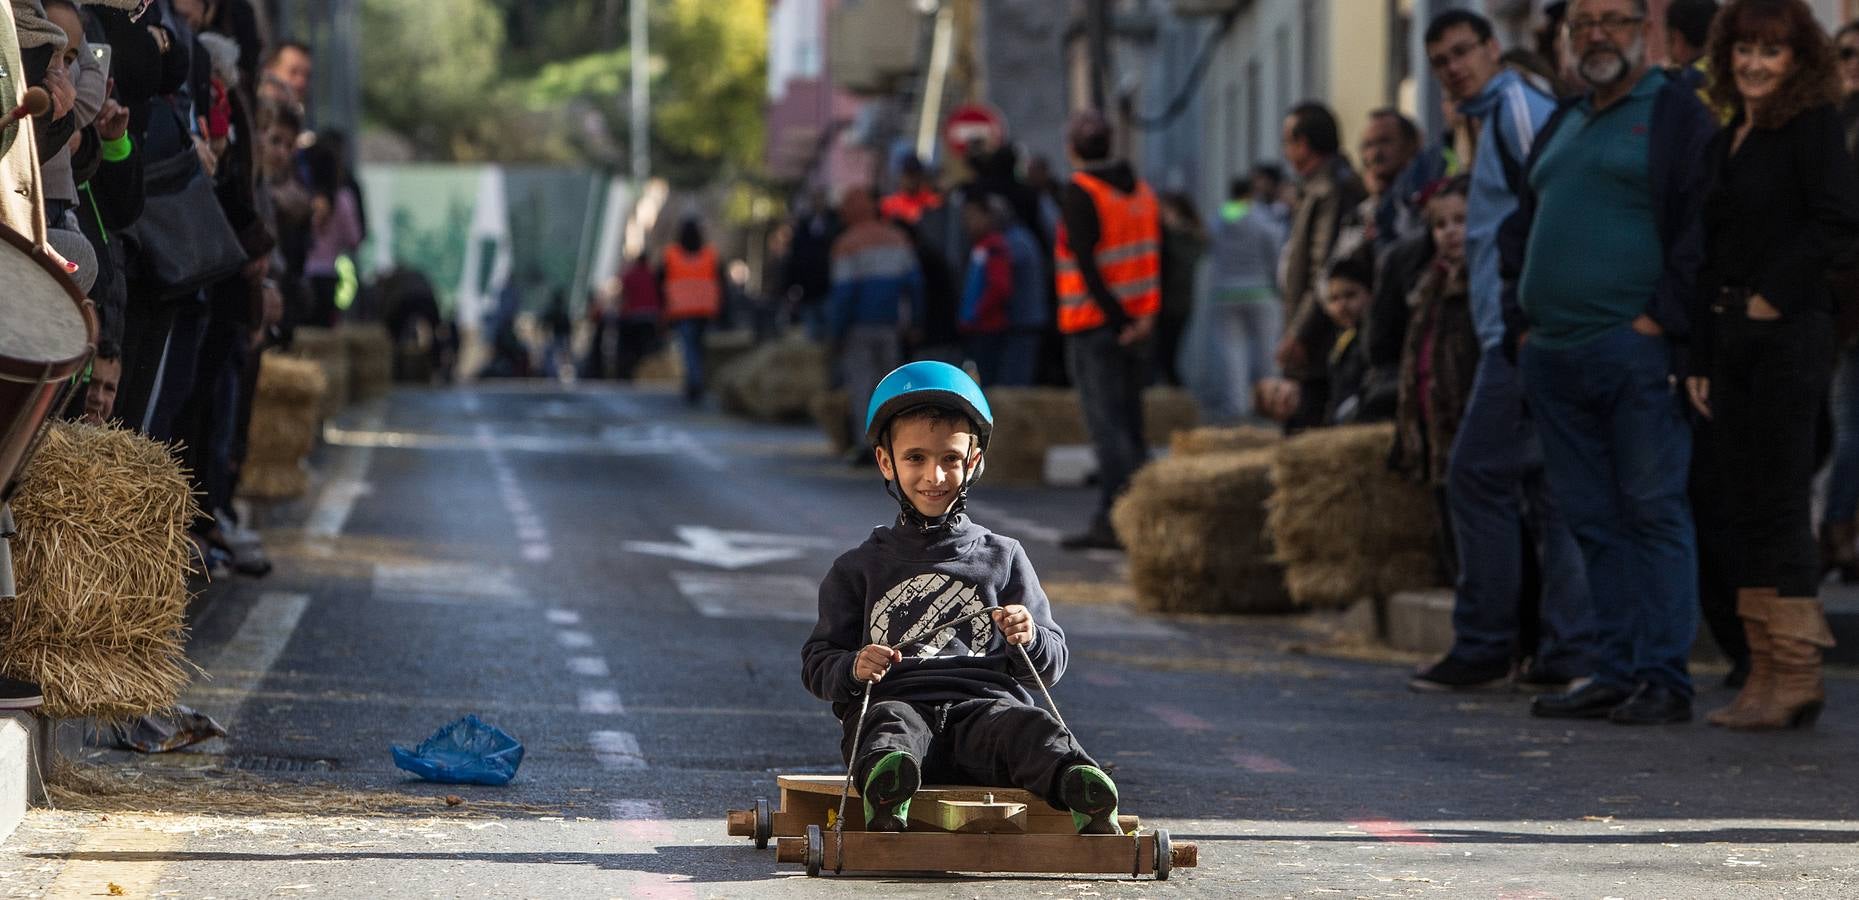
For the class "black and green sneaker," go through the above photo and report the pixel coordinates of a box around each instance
[1059,765,1121,834]
[861,750,920,832]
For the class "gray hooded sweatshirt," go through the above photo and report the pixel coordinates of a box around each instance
[801,515,1068,718]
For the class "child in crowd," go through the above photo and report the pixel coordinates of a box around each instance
[1319,255,1376,425]
[1251,255,1377,427]
[1391,176,1479,491]
[801,361,1120,834]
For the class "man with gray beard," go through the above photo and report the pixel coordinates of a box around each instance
[1497,0,1719,724]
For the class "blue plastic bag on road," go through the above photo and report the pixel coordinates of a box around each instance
[391,715,526,786]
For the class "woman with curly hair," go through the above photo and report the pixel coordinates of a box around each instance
[1688,0,1859,731]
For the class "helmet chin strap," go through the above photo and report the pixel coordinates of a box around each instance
[885,478,971,534]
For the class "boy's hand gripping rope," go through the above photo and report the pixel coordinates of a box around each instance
[832,607,1071,873]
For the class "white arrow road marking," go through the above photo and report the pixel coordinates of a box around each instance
[622,526,839,570]
[592,731,647,769]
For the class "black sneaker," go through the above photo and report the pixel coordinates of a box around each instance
[1408,655,1511,693]
[1058,765,1121,834]
[1516,663,1586,692]
[1607,683,1692,726]
[861,751,919,832]
[0,674,43,710]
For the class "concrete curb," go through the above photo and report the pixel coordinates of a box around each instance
[0,711,26,847]
[1376,589,1859,665]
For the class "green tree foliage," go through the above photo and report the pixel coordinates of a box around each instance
[359,0,506,160]
[362,0,765,187]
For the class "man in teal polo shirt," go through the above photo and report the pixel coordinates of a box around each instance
[1500,0,1718,725]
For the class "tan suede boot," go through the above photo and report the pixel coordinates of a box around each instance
[1729,597,1835,731]
[1707,588,1777,728]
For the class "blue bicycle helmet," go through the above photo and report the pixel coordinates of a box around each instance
[864,361,994,449]
[863,362,994,532]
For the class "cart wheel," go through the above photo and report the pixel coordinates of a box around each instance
[1154,828,1172,881]
[804,825,823,877]
[753,798,772,849]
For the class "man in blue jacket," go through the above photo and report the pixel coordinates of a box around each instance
[1500,0,1717,724]
[1410,9,1596,693]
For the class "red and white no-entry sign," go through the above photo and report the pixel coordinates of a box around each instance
[944,104,1006,158]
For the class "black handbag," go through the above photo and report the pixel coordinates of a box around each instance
[117,99,247,300]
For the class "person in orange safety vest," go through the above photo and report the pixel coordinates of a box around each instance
[879,155,943,226]
[1053,110,1160,552]
[661,218,729,405]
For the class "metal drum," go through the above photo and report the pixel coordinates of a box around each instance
[0,223,97,501]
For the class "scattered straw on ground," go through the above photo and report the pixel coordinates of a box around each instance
[47,762,565,820]
[1081,649,1331,680]
[0,422,200,720]
[1041,579,1138,606]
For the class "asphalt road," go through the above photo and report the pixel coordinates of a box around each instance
[3,382,1856,899]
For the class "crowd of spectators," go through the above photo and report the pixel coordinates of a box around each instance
[0,0,363,585]
[749,0,1856,732]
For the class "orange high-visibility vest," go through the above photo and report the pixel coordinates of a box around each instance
[663,244,721,320]
[1054,173,1161,334]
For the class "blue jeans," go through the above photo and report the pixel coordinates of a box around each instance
[964,331,1007,386]
[1193,300,1282,422]
[1444,349,1595,673]
[1522,327,1698,696]
[1823,341,1859,525]
[998,329,1041,387]
[676,318,708,400]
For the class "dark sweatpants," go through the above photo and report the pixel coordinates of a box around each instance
[841,697,1095,811]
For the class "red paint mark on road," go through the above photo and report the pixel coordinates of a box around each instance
[1228,750,1297,774]
[1350,818,1438,846]
[1083,671,1126,688]
[1150,704,1214,733]
[612,799,673,844]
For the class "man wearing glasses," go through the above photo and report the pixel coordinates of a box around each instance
[1408,9,1596,694]
[1500,0,1719,724]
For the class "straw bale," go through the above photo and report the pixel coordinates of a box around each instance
[1110,449,1293,614]
[343,324,395,402]
[1265,423,1442,608]
[0,422,200,720]
[238,462,309,501]
[288,326,350,417]
[634,347,683,384]
[253,353,326,405]
[984,387,1202,484]
[715,338,828,422]
[704,329,758,382]
[1375,550,1443,598]
[243,354,324,500]
[1267,424,1437,562]
[810,389,853,452]
[1170,425,1282,458]
[1283,564,1370,608]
